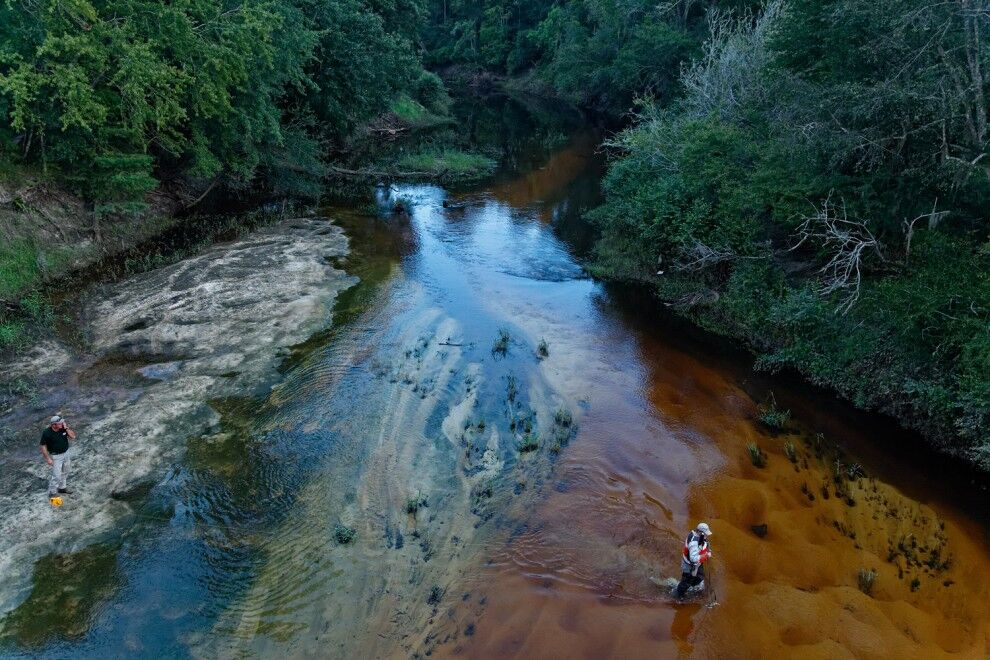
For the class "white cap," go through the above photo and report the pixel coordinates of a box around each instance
[50,415,64,424]
[697,522,712,536]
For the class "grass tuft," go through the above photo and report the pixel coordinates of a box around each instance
[757,392,791,430]
[396,149,496,181]
[388,95,449,128]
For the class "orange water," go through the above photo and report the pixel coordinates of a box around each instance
[434,292,990,658]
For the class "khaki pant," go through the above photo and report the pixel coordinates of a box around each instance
[49,451,70,494]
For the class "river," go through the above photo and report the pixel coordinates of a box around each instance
[1,96,988,658]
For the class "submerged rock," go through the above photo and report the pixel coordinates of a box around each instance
[0,217,355,615]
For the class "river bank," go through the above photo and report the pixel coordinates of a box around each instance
[1,96,988,658]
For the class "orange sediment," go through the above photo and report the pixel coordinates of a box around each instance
[437,320,990,658]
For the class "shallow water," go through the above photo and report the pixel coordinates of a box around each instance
[2,97,988,658]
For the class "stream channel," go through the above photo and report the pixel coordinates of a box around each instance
[1,96,988,658]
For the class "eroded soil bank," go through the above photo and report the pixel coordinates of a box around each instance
[0,96,988,658]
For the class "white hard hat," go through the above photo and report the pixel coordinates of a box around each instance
[697,522,712,536]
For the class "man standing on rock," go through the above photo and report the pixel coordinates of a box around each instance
[40,414,76,496]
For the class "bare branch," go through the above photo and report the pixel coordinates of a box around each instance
[674,238,767,272]
[791,193,885,314]
[902,198,949,266]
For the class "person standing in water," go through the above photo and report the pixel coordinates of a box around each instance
[40,414,76,496]
[676,522,712,598]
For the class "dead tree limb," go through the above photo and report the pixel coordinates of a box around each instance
[328,165,438,180]
[791,193,885,314]
[902,199,949,267]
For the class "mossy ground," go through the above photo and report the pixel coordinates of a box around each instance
[395,149,497,182]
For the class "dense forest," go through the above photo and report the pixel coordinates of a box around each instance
[0,0,445,207]
[1,0,988,467]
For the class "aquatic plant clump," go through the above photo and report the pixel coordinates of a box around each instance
[492,328,510,356]
[518,434,540,453]
[406,493,428,514]
[505,374,518,402]
[757,394,791,430]
[747,443,767,468]
[427,585,445,606]
[333,524,356,545]
[857,568,878,596]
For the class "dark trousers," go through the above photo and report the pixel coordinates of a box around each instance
[675,564,705,597]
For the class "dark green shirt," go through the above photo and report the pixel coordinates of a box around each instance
[40,427,69,455]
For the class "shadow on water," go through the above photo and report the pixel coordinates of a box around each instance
[604,283,990,530]
[277,207,412,374]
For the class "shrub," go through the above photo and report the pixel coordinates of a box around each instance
[537,338,550,358]
[0,320,25,349]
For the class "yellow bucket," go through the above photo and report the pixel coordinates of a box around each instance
[49,496,63,507]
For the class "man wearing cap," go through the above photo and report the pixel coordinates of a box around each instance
[40,415,76,496]
[675,522,713,598]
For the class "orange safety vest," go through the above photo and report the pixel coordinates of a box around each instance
[682,531,711,564]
